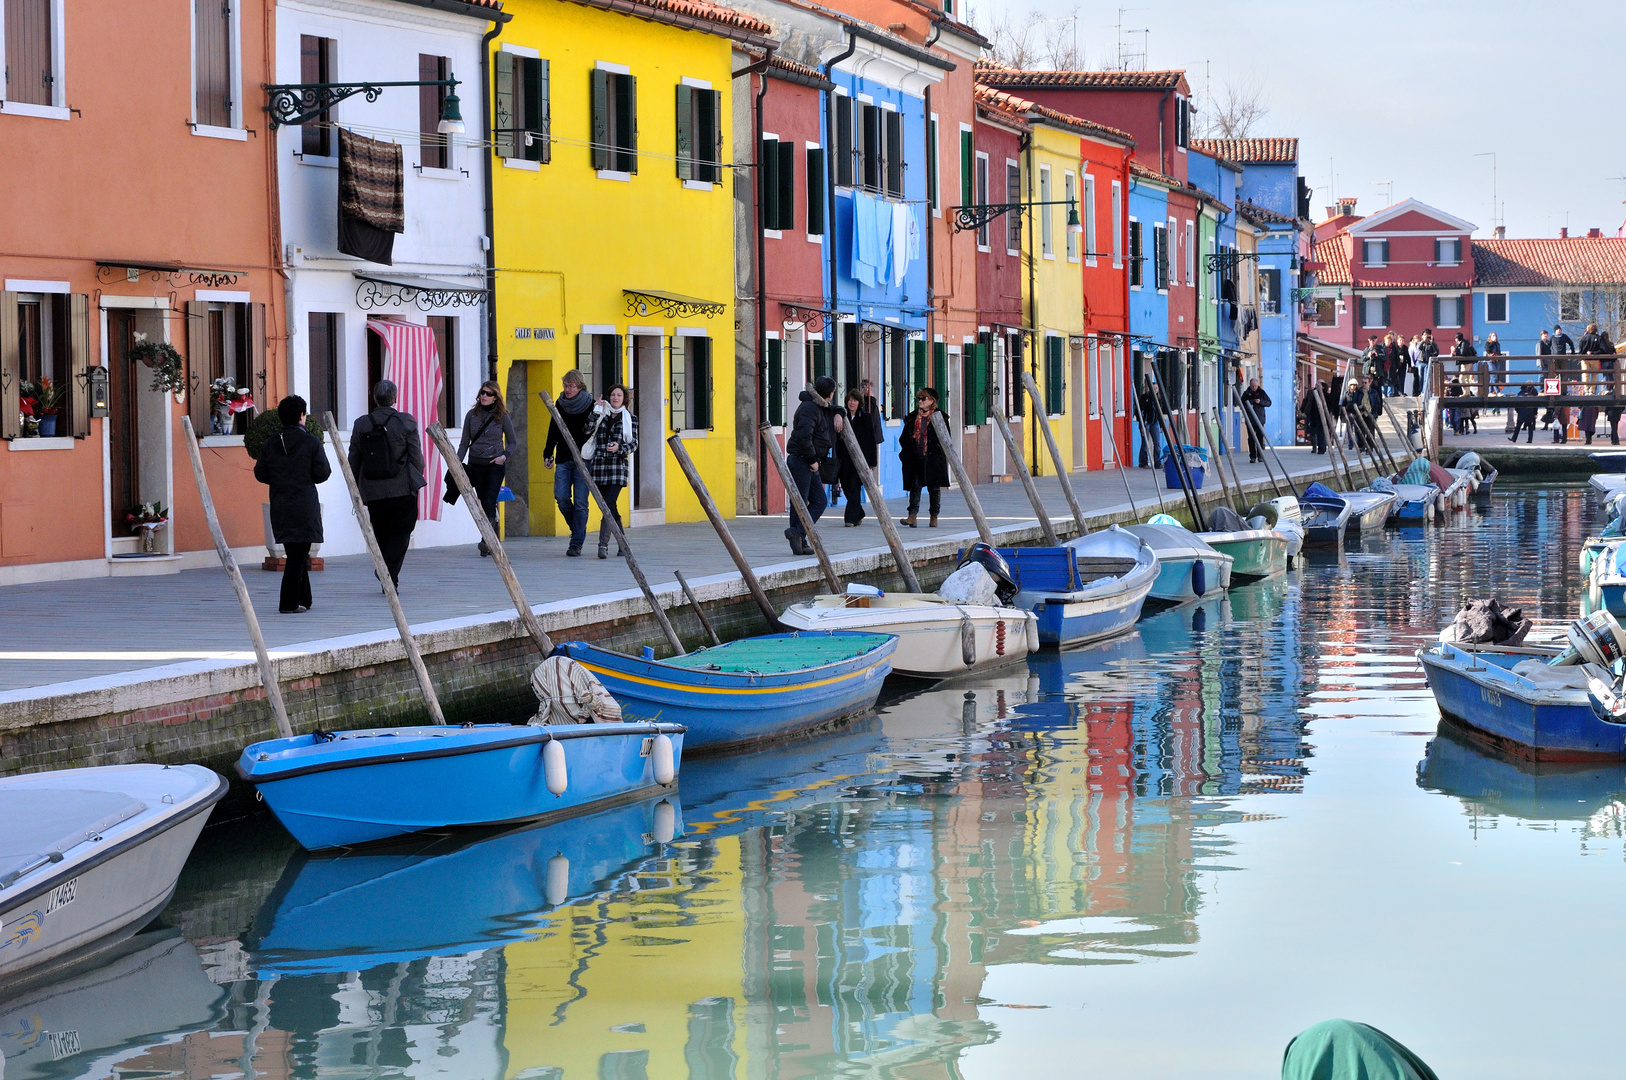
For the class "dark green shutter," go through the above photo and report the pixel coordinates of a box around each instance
[670,337,686,430]
[675,84,693,180]
[885,110,903,196]
[761,139,779,229]
[694,338,713,429]
[959,130,973,206]
[806,148,825,235]
[710,90,723,183]
[494,51,516,159]
[1046,337,1065,415]
[932,342,948,414]
[777,141,795,231]
[767,338,785,426]
[590,70,609,170]
[618,73,637,173]
[534,59,550,162]
[812,338,829,380]
[972,343,989,425]
[835,97,853,187]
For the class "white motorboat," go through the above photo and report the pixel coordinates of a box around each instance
[1341,489,1397,532]
[778,586,1038,678]
[1256,496,1305,564]
[1590,473,1626,506]
[1122,519,1235,604]
[0,764,226,985]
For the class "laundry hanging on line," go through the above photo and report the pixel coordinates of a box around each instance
[848,190,918,289]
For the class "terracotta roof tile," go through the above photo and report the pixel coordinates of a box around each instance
[1313,235,1350,285]
[973,82,1134,145]
[1129,160,1177,187]
[1473,237,1626,286]
[1237,199,1299,228]
[568,0,773,38]
[975,59,1185,90]
[1190,137,1298,164]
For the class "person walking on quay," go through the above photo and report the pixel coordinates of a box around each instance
[1554,325,1577,442]
[837,389,878,527]
[784,375,838,554]
[1361,336,1385,383]
[1300,381,1327,455]
[1241,377,1271,462]
[586,384,637,558]
[456,381,518,558]
[1445,376,1467,436]
[542,370,596,557]
[1511,382,1539,443]
[900,386,950,527]
[349,380,426,589]
[255,395,331,613]
[1597,327,1622,444]
[1136,373,1166,467]
[1384,333,1405,395]
[1450,333,1478,432]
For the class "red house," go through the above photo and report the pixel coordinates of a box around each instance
[971,86,1031,476]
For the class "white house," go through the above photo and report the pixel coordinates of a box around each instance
[275,0,504,556]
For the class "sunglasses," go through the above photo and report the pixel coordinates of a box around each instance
[479,390,496,398]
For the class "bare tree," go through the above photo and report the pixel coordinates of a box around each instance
[975,6,1095,71]
[1196,75,1270,139]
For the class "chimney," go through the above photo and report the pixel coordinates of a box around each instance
[1493,225,1506,240]
[1325,206,1337,220]
[1588,227,1603,238]
[1336,197,1358,217]
[1560,227,1569,238]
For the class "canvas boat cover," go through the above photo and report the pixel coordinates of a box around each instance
[0,789,146,889]
[663,633,893,674]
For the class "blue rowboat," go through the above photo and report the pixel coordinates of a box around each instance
[238,721,684,851]
[248,795,682,975]
[1590,451,1626,474]
[559,632,896,753]
[1417,642,1626,761]
[992,527,1157,647]
[1387,483,1439,523]
[1123,520,1234,604]
[1297,484,1351,547]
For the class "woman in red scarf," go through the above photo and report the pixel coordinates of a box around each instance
[899,387,950,527]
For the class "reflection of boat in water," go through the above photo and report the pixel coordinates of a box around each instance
[0,930,226,1080]
[248,796,683,975]
[1418,721,1626,819]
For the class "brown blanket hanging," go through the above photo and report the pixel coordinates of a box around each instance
[338,129,404,264]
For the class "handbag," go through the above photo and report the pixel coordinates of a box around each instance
[443,414,497,505]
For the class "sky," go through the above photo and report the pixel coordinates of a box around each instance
[962,0,1626,239]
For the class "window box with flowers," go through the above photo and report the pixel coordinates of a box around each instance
[19,378,67,437]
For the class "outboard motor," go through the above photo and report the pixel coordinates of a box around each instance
[1553,610,1626,668]
[957,542,1020,606]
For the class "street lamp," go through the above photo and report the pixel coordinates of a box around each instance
[264,77,464,130]
[950,198,1079,234]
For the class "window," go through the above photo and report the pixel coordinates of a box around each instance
[590,66,636,175]
[4,0,56,106]
[805,146,825,235]
[676,82,722,184]
[1258,268,1281,314]
[576,331,622,400]
[427,315,456,424]
[188,301,264,435]
[835,95,854,187]
[194,0,235,128]
[927,117,938,212]
[1436,238,1461,265]
[766,336,785,426]
[1112,340,1124,416]
[959,127,973,206]
[1110,181,1123,268]
[974,152,990,251]
[1129,219,1143,288]
[1435,295,1463,328]
[1065,172,1079,261]
[1174,96,1189,149]
[841,323,861,391]
[494,50,550,164]
[1184,220,1195,286]
[671,334,712,430]
[1044,336,1065,415]
[1088,338,1101,418]
[1081,173,1095,263]
[1006,161,1022,255]
[1313,298,1338,328]
[1361,296,1389,328]
[307,311,339,421]
[932,342,949,413]
[1,290,90,440]
[884,109,903,196]
[860,103,882,192]
[759,137,795,231]
[419,54,451,169]
[1362,239,1387,266]
[1152,223,1168,290]
[1485,291,1508,323]
[299,36,336,156]
[1561,291,1581,321]
[1039,166,1053,257]
[886,329,909,419]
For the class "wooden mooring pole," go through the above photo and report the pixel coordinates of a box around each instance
[990,410,1060,544]
[673,570,722,647]
[810,384,921,593]
[1020,372,1088,536]
[928,410,996,546]
[667,432,781,628]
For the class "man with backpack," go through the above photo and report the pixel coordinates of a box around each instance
[348,380,426,588]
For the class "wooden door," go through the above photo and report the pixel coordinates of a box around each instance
[107,312,140,535]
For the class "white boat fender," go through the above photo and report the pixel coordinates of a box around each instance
[960,612,977,667]
[545,854,570,906]
[1024,612,1040,653]
[543,738,568,795]
[652,799,678,843]
[651,733,676,785]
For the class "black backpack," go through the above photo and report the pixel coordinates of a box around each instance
[358,414,404,481]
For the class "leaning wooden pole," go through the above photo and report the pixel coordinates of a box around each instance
[1381,398,1419,463]
[1227,379,1285,498]
[811,384,921,593]
[1099,417,1144,520]
[427,423,552,655]
[1357,399,1401,476]
[757,424,841,592]
[673,570,722,647]
[1202,411,1245,514]
[1208,409,1250,512]
[928,410,996,546]
[1309,387,1359,492]
[320,412,446,726]
[1020,372,1088,536]
[1240,397,1300,498]
[990,410,1061,544]
[667,433,780,629]
[180,417,293,740]
[537,392,684,655]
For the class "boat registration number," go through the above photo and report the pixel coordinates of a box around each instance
[45,877,78,914]
[640,737,654,757]
[1479,686,1502,708]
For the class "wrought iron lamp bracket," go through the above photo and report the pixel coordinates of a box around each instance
[264,79,458,129]
[951,199,1078,234]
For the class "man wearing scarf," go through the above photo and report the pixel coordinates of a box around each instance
[543,370,597,556]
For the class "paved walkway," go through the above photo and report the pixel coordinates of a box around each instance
[0,450,1338,693]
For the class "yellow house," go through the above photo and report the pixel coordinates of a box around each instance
[490,0,772,535]
[1021,117,1085,477]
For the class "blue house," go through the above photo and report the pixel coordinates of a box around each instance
[1128,165,1171,465]
[1473,235,1626,374]
[1187,148,1245,441]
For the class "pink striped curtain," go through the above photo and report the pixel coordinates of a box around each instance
[367,319,444,520]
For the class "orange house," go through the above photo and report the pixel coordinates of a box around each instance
[0,0,283,583]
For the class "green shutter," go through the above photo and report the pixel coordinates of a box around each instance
[619,73,637,173]
[761,139,779,229]
[767,338,785,426]
[806,148,825,235]
[811,338,828,380]
[777,140,796,231]
[494,51,516,159]
[1046,338,1065,415]
[959,130,973,206]
[710,90,724,183]
[590,70,609,170]
[670,337,687,430]
[932,342,948,414]
[533,59,550,163]
[972,344,989,425]
[695,338,713,430]
[911,339,926,401]
[675,84,693,180]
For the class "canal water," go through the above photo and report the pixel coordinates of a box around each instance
[10,482,1623,1080]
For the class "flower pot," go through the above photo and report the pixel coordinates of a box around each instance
[137,524,161,554]
[213,404,233,435]
[37,414,57,437]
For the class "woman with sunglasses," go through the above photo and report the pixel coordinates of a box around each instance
[899,386,949,527]
[457,381,519,557]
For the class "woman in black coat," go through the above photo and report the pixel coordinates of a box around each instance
[836,389,880,526]
[254,395,331,613]
[899,386,950,527]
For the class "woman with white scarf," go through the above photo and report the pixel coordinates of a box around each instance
[586,384,638,558]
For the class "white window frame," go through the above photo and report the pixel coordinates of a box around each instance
[1081,171,1096,266]
[1005,158,1022,257]
[974,150,991,254]
[1110,180,1123,269]
[1064,171,1080,263]
[928,112,940,217]
[1361,295,1388,329]
[189,0,245,138]
[1184,219,1195,287]
[1362,239,1387,267]
[1039,164,1054,259]
[1436,237,1462,266]
[0,0,69,120]
[1437,293,1465,329]
[1484,291,1509,324]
